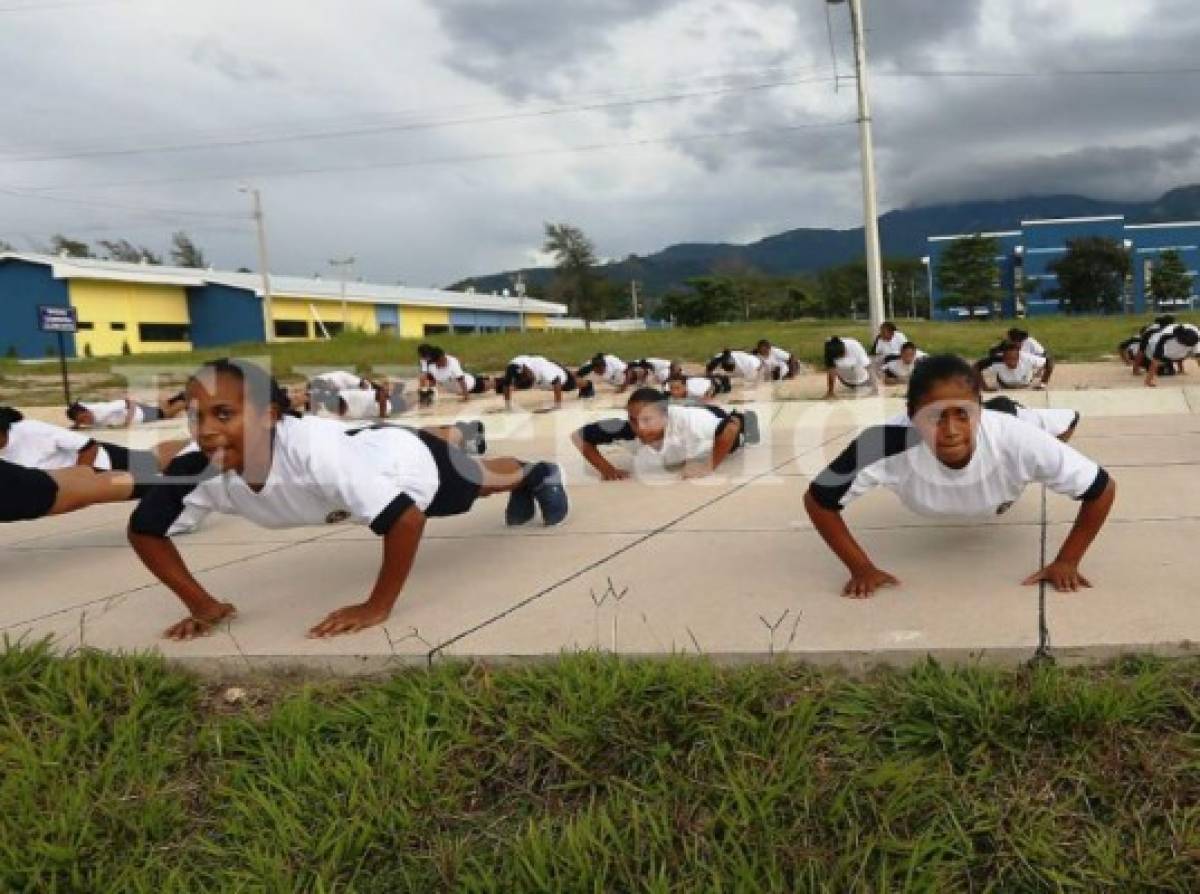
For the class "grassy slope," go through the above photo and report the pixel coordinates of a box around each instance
[3,314,1197,389]
[1,645,1197,892]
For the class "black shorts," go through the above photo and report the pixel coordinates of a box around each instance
[137,402,163,423]
[0,459,58,522]
[467,376,489,395]
[561,370,579,392]
[96,442,160,476]
[705,406,745,454]
[414,429,482,517]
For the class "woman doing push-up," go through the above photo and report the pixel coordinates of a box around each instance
[805,354,1115,597]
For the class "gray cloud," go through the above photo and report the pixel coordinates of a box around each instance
[190,38,283,84]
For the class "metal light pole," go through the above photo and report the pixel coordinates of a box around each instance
[828,0,885,334]
[239,184,274,343]
[329,256,356,331]
[514,273,527,332]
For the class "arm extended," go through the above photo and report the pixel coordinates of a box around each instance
[803,490,899,597]
[1024,477,1116,591]
[129,530,235,639]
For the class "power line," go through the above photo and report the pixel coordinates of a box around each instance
[867,65,1200,80]
[0,186,245,220]
[0,73,842,166]
[0,0,135,12]
[20,119,859,192]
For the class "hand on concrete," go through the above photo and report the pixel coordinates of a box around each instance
[681,462,712,480]
[1023,561,1092,593]
[164,602,237,640]
[841,566,899,599]
[600,466,630,481]
[308,601,391,638]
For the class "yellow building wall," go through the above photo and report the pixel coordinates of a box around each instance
[524,313,549,331]
[68,279,192,356]
[270,297,380,339]
[399,306,450,338]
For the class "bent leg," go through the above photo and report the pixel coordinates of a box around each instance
[47,467,134,515]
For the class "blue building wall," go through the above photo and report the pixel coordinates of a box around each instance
[449,309,520,331]
[1126,223,1199,314]
[0,259,74,358]
[186,283,265,348]
[928,216,1200,321]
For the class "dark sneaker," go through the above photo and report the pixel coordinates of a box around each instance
[531,463,569,526]
[505,487,536,526]
[741,410,761,445]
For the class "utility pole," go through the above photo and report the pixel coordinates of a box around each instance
[329,256,356,331]
[827,0,885,335]
[239,184,274,343]
[514,273,527,332]
[885,269,895,320]
[630,280,639,319]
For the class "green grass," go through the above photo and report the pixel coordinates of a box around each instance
[3,313,1198,391]
[2,644,1198,891]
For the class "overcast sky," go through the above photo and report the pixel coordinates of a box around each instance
[1,0,1197,286]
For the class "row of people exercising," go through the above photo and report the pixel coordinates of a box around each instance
[1,353,1110,641]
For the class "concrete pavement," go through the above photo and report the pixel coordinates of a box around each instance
[4,373,1200,675]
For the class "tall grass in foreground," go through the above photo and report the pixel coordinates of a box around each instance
[1,644,1197,891]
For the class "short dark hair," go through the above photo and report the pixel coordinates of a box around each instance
[416,343,435,359]
[191,357,297,417]
[906,354,980,416]
[0,406,24,433]
[627,386,668,410]
[823,337,846,368]
[1176,326,1199,347]
[1000,340,1021,353]
[1006,328,1028,342]
[901,341,917,352]
[755,339,771,351]
[429,347,446,362]
[65,402,86,422]
[880,321,896,333]
[1155,314,1176,326]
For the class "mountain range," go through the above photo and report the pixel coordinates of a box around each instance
[454,184,1200,297]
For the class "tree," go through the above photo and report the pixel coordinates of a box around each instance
[169,231,207,268]
[542,222,606,325]
[1149,249,1193,308]
[50,234,93,258]
[99,238,162,264]
[1048,237,1130,314]
[0,239,14,253]
[935,235,1003,318]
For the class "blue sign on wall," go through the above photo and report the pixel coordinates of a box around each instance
[37,305,78,333]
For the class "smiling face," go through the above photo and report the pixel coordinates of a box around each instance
[627,400,668,446]
[908,377,981,469]
[185,369,277,477]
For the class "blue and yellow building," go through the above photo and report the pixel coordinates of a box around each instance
[0,253,565,358]
[925,215,1199,320]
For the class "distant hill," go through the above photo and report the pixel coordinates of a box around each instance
[454,184,1200,297]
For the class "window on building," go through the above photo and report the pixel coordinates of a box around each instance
[110,322,126,331]
[378,323,397,334]
[424,324,450,335]
[138,323,190,342]
[321,322,345,337]
[274,320,309,338]
[76,321,94,331]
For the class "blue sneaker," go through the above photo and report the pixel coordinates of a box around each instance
[532,463,569,526]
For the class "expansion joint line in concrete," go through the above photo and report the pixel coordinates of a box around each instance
[1032,485,1054,666]
[425,430,850,665]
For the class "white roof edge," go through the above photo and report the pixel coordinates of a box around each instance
[928,230,1020,242]
[0,252,567,315]
[1124,220,1200,229]
[1020,215,1124,225]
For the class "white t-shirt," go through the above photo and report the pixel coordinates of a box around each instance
[872,331,908,357]
[81,399,141,427]
[832,338,872,387]
[717,350,763,381]
[681,377,715,399]
[511,355,567,389]
[1016,407,1079,438]
[428,355,476,392]
[1020,336,1046,357]
[986,353,1047,388]
[760,347,792,377]
[1,419,92,470]
[881,350,928,381]
[810,409,1105,518]
[1148,324,1200,361]
[591,355,628,387]
[634,358,672,385]
[338,389,386,419]
[311,370,366,391]
[578,405,728,467]
[132,415,440,537]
